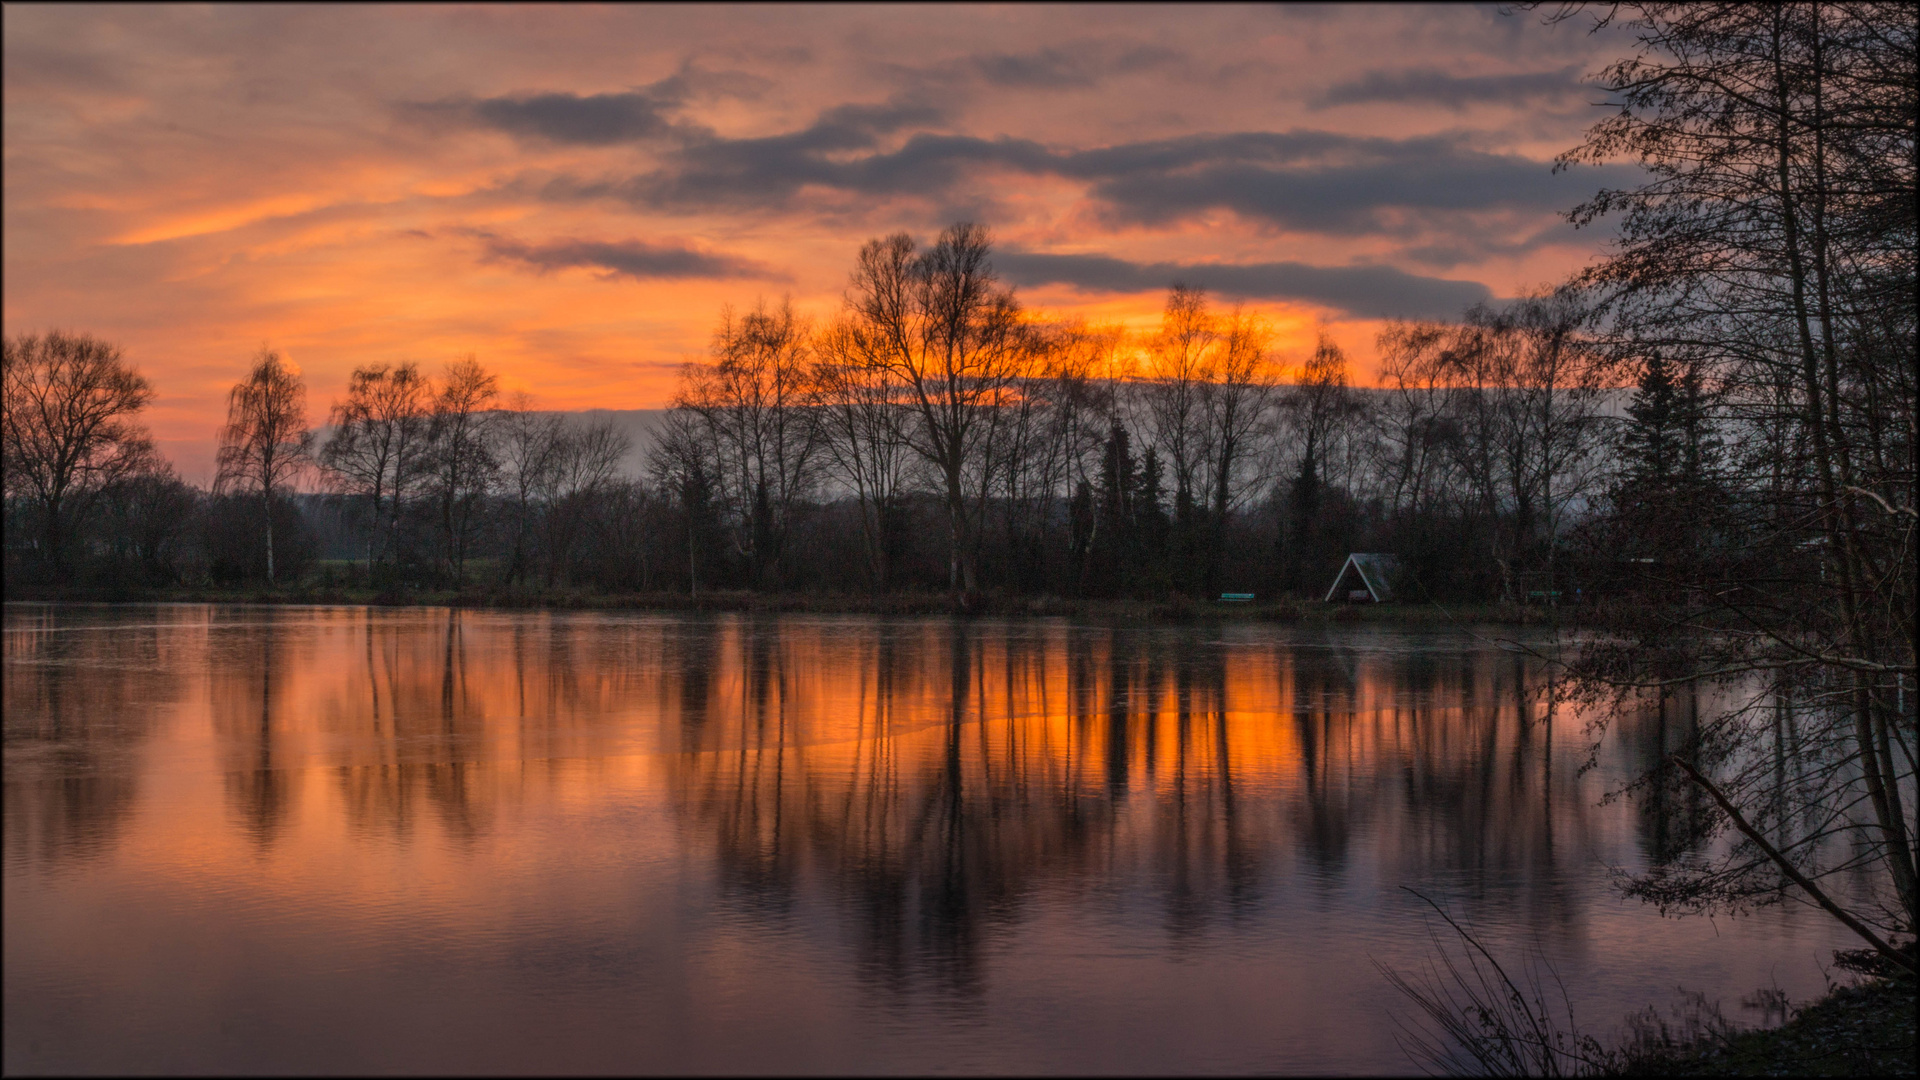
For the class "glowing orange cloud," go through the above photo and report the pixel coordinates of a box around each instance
[4,5,1619,482]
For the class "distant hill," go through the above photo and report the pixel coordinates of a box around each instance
[563,408,670,477]
[172,389,1633,491]
[167,408,671,490]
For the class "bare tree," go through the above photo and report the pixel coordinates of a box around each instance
[538,417,630,587]
[1370,321,1465,526]
[674,299,821,587]
[1199,306,1279,590]
[1,331,157,579]
[214,346,313,585]
[97,461,199,583]
[647,407,722,595]
[1538,0,1916,968]
[583,478,658,592]
[812,316,914,590]
[319,361,429,575]
[844,224,1036,596]
[1139,284,1219,527]
[1484,293,1609,609]
[494,392,566,585]
[1369,300,1606,603]
[987,319,1110,591]
[422,355,499,586]
[1276,331,1362,589]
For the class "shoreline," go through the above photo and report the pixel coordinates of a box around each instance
[2,584,1578,627]
[1621,972,1915,1076]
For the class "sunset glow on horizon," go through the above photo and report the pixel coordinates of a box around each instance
[4,4,1638,481]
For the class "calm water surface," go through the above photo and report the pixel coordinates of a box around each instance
[4,604,1849,1074]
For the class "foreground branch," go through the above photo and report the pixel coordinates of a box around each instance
[1669,756,1915,976]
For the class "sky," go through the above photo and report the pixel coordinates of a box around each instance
[3,3,1638,482]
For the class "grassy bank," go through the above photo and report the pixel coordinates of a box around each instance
[1619,973,1916,1077]
[2,581,1574,627]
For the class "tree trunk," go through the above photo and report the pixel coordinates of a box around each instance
[40,491,65,582]
[366,487,380,579]
[265,488,276,585]
[946,456,967,595]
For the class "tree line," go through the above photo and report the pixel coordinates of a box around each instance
[4,243,1646,607]
[0,220,1845,616]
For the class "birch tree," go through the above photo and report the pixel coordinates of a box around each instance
[215,347,312,585]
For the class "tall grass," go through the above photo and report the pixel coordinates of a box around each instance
[1376,890,1617,1077]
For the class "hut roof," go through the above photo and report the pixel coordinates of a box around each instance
[1324,553,1400,603]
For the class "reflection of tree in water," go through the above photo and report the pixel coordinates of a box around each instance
[1154,630,1258,941]
[1389,652,1521,872]
[1332,644,1592,940]
[1614,681,1712,867]
[665,621,1619,995]
[171,610,1623,990]
[709,620,796,914]
[667,622,1298,994]
[211,609,298,850]
[430,608,484,841]
[670,621,1096,997]
[1292,645,1357,875]
[669,614,720,737]
[3,608,181,869]
[309,610,728,850]
[1597,676,1872,923]
[215,608,498,850]
[328,609,495,845]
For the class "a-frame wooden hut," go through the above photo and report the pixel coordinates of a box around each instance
[1324,553,1399,603]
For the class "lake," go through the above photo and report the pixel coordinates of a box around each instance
[3,604,1850,1074]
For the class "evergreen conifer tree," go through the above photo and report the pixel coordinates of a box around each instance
[1135,445,1168,592]
[1609,352,1724,582]
[1090,423,1137,594]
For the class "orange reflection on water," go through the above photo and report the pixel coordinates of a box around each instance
[3,604,1848,1075]
[5,608,1582,912]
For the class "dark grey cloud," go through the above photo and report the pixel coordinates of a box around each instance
[1057,129,1371,175]
[965,43,1182,88]
[404,88,695,146]
[402,67,769,147]
[973,47,1101,89]
[593,117,1637,242]
[995,251,1491,320]
[438,81,1637,254]
[480,235,782,281]
[869,39,1186,94]
[419,43,1180,155]
[1082,154,1603,234]
[471,91,682,145]
[640,66,776,105]
[1054,130,1628,233]
[638,130,1050,208]
[1311,66,1587,110]
[735,97,948,157]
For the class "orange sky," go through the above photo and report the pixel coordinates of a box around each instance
[3,4,1637,481]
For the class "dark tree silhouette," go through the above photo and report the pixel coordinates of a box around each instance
[2,331,157,580]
